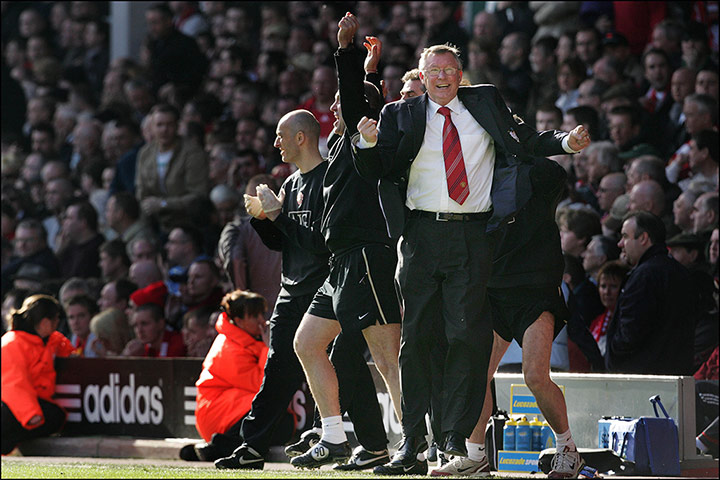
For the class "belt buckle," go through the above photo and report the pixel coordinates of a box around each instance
[435,212,448,222]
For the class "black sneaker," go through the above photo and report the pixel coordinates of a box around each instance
[179,444,200,461]
[290,439,351,469]
[333,447,389,471]
[214,444,264,470]
[285,430,321,458]
[374,457,429,475]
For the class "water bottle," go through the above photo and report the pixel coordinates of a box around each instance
[515,415,532,451]
[530,416,543,451]
[541,420,555,449]
[503,416,517,450]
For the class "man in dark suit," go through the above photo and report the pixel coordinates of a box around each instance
[354,44,590,475]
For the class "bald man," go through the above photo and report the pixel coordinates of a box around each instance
[597,173,627,213]
[629,180,665,216]
[128,259,163,289]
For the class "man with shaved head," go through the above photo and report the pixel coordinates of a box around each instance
[597,172,627,214]
[128,259,163,289]
[629,180,665,217]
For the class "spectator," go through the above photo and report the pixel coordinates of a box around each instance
[667,67,696,136]
[128,235,159,263]
[299,65,336,155]
[463,38,503,87]
[209,185,240,227]
[680,130,719,192]
[2,219,60,296]
[471,11,501,49]
[42,177,74,251]
[581,235,621,283]
[135,103,209,233]
[169,1,209,37]
[64,294,99,357]
[56,200,105,280]
[192,290,268,458]
[126,302,185,357]
[558,208,602,258]
[30,123,58,161]
[585,141,620,189]
[499,31,532,116]
[88,307,133,357]
[128,259,163,290]
[105,192,155,254]
[667,93,717,183]
[607,105,642,153]
[218,174,281,321]
[555,58,585,113]
[575,26,602,76]
[98,239,130,282]
[673,189,705,234]
[228,149,263,202]
[185,258,224,312]
[597,172,627,215]
[165,224,203,269]
[1,294,73,456]
[123,78,156,125]
[692,192,719,236]
[97,278,137,313]
[606,211,694,374]
[144,2,208,96]
[588,260,629,360]
[535,105,563,131]
[181,305,217,358]
[208,143,236,188]
[695,69,719,101]
[67,119,104,180]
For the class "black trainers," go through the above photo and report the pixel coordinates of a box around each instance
[290,439,351,469]
[333,446,389,471]
[374,457,429,475]
[214,444,264,470]
[285,429,321,458]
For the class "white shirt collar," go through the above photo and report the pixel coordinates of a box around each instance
[427,95,463,118]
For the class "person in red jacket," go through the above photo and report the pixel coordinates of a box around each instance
[2,294,74,455]
[184,289,279,461]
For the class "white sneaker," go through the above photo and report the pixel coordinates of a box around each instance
[430,455,491,477]
[549,446,585,479]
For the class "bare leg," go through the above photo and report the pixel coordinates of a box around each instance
[363,322,402,422]
[521,312,569,434]
[468,332,511,443]
[293,313,342,418]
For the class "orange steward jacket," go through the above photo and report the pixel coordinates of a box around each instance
[1,331,74,428]
[194,313,268,442]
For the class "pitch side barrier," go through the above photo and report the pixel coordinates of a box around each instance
[52,359,709,469]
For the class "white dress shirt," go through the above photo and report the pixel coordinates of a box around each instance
[407,96,495,213]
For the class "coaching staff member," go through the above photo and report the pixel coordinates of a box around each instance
[355,43,590,473]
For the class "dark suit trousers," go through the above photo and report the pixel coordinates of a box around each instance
[396,215,494,438]
[2,399,66,455]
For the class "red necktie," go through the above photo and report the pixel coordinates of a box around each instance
[438,106,470,205]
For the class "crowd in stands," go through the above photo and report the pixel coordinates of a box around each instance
[1,1,718,379]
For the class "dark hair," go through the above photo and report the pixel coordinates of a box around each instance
[536,104,563,123]
[559,58,587,82]
[110,192,140,220]
[642,47,670,68]
[693,129,719,164]
[149,103,180,121]
[623,210,666,245]
[170,223,204,255]
[183,305,216,329]
[590,234,620,261]
[10,294,61,334]
[135,302,164,322]
[533,36,558,57]
[221,290,266,322]
[66,293,99,317]
[364,81,383,119]
[566,105,600,140]
[30,122,56,142]
[100,239,131,267]
[190,258,221,279]
[563,253,585,289]
[114,278,139,302]
[67,199,98,232]
[597,260,630,283]
[147,3,174,19]
[608,105,641,127]
[565,209,602,245]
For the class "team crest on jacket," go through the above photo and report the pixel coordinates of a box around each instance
[297,191,304,206]
[508,128,520,143]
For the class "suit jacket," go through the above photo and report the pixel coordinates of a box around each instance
[354,85,569,237]
[135,138,209,230]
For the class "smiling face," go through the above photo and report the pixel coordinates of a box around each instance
[597,274,622,310]
[420,52,462,106]
[274,116,301,164]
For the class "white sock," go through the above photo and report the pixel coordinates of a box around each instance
[321,415,347,444]
[696,436,709,453]
[466,441,486,462]
[555,429,576,451]
[416,451,426,461]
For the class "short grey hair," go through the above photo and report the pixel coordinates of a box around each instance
[586,140,621,172]
[419,44,463,71]
[210,184,239,205]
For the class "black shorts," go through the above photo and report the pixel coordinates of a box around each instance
[488,285,569,347]
[307,244,402,333]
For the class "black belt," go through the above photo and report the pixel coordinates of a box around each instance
[408,210,492,222]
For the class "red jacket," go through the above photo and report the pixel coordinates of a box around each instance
[1,331,74,428]
[194,313,268,441]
